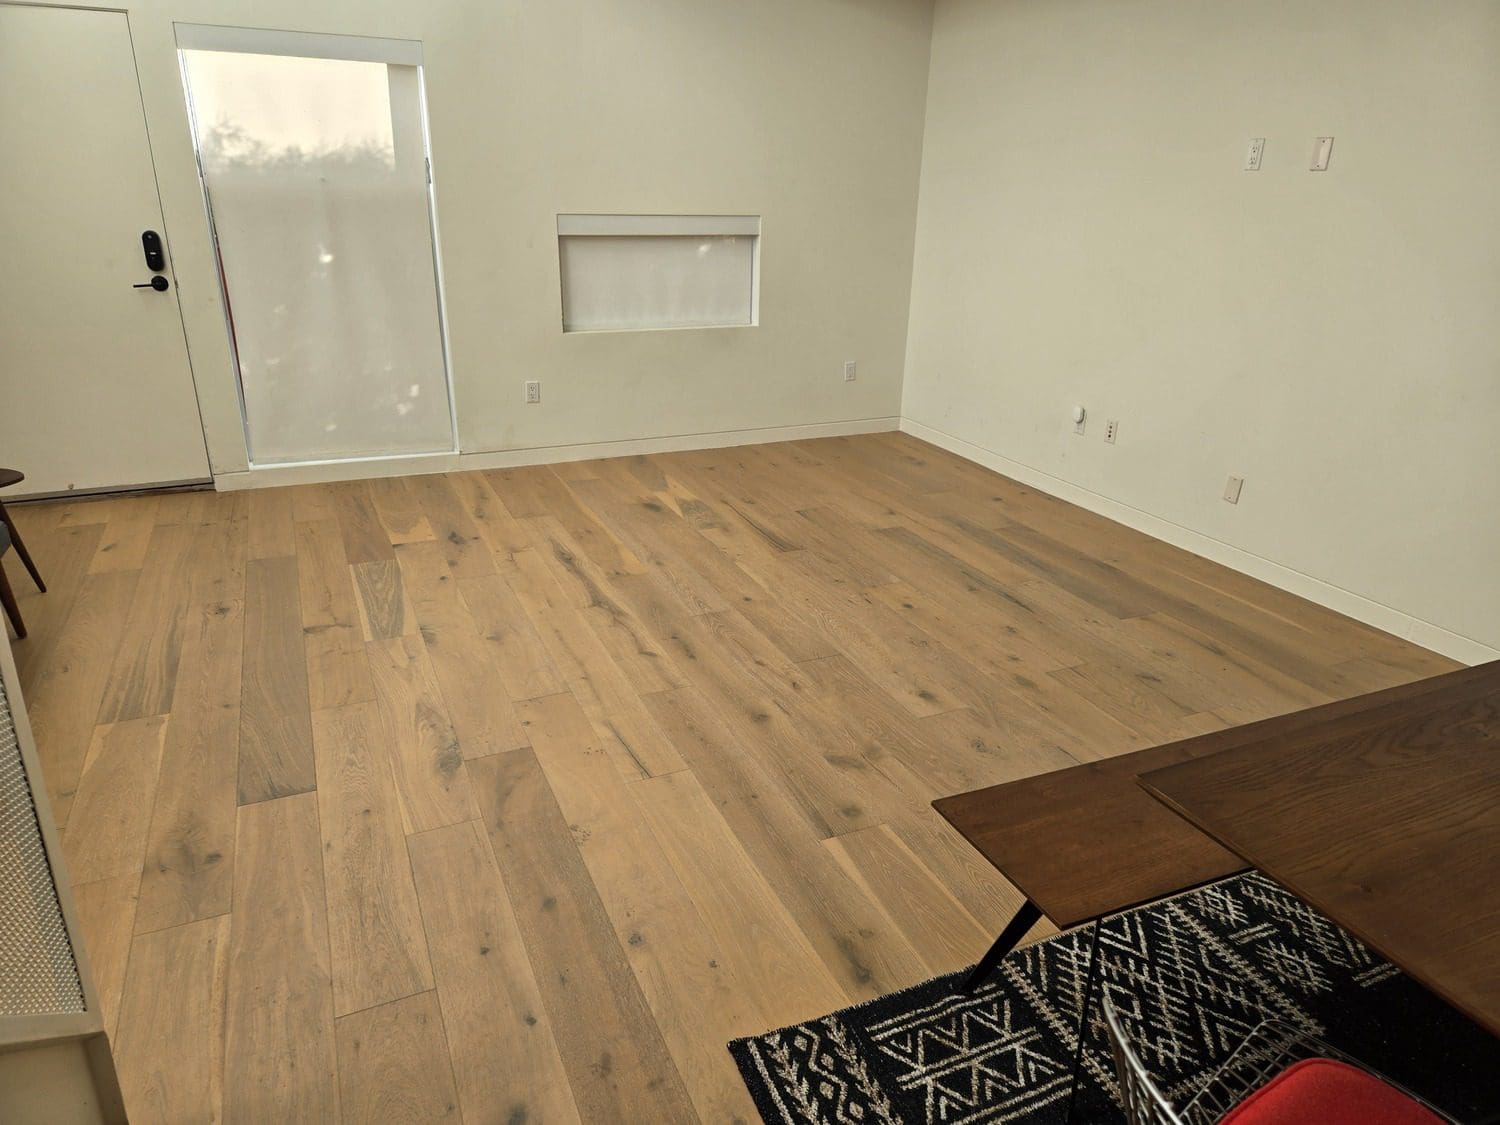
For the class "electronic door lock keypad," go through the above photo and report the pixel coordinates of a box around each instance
[141,230,165,272]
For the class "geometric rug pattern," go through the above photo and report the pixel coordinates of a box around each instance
[730,873,1500,1124]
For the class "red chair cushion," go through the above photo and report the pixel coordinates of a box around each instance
[1219,1057,1445,1125]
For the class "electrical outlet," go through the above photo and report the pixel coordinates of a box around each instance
[843,360,857,382]
[1105,420,1119,444]
[1223,475,1245,504]
[1244,137,1265,171]
[524,380,541,404]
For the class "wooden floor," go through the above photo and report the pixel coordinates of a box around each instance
[11,432,1458,1123]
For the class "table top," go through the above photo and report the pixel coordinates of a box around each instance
[933,664,1500,933]
[1140,660,1500,1038]
[934,744,1246,930]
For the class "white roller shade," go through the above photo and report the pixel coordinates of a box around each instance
[557,215,760,333]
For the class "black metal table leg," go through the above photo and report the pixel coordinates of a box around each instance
[1064,918,1103,1124]
[961,898,1042,993]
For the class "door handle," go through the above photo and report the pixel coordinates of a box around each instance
[133,276,170,292]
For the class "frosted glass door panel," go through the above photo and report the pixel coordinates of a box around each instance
[183,50,454,463]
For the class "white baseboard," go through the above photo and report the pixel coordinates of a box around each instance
[214,416,901,491]
[900,418,1499,666]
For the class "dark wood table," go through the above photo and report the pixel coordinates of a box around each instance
[934,746,1246,991]
[932,666,1495,989]
[1140,660,1500,1038]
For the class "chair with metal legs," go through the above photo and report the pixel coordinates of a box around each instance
[0,468,44,640]
[0,523,28,639]
[1100,994,1455,1125]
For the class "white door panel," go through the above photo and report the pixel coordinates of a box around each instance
[0,5,210,496]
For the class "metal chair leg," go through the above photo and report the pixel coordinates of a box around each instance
[1065,918,1104,1124]
[961,898,1043,992]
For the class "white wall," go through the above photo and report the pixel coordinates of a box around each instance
[902,0,1500,657]
[125,0,933,473]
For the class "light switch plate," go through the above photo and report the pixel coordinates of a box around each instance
[1223,475,1245,504]
[1310,136,1334,171]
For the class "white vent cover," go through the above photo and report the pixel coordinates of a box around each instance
[0,671,85,1017]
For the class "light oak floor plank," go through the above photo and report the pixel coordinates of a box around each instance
[352,558,415,641]
[331,480,396,566]
[136,599,244,933]
[224,793,338,1123]
[11,521,106,682]
[365,634,478,834]
[366,475,436,545]
[87,495,159,574]
[409,819,580,1125]
[405,473,496,579]
[23,569,139,827]
[632,768,847,1029]
[335,991,459,1124]
[94,523,194,722]
[644,685,931,1000]
[69,872,139,1041]
[184,511,248,611]
[238,556,315,804]
[455,572,567,703]
[447,469,533,567]
[244,485,296,561]
[469,749,698,1123]
[313,701,435,1015]
[296,518,374,711]
[62,715,169,883]
[113,914,230,1123]
[514,686,776,1119]
[824,823,994,977]
[396,539,529,757]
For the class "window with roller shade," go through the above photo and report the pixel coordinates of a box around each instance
[558,215,760,332]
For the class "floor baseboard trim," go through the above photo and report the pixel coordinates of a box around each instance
[8,478,213,504]
[213,416,901,491]
[899,418,1498,666]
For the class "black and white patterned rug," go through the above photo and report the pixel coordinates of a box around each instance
[729,873,1500,1124]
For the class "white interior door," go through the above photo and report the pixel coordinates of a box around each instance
[0,5,211,497]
